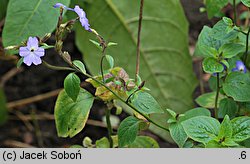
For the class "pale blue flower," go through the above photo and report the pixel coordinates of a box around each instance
[53,3,91,31]
[232,60,247,73]
[19,37,45,66]
[74,5,91,31]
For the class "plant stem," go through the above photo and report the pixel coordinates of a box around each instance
[233,0,237,25]
[244,26,250,63]
[100,53,106,83]
[214,73,220,119]
[105,109,113,148]
[135,0,144,81]
[42,60,75,71]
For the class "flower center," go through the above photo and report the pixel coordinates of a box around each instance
[239,66,244,71]
[30,47,36,52]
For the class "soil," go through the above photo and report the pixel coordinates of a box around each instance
[0,0,212,148]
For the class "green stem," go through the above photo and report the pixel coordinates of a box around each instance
[233,0,237,25]
[244,26,250,63]
[42,60,75,71]
[214,73,220,119]
[105,109,113,148]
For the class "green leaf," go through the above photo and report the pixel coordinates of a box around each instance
[222,17,233,26]
[107,42,118,47]
[180,107,211,122]
[54,88,94,138]
[211,20,239,41]
[118,116,141,147]
[223,72,250,102]
[128,136,159,148]
[203,57,224,74]
[205,0,228,18]
[73,60,86,74]
[89,39,102,51]
[195,92,224,109]
[218,115,233,139]
[242,0,250,7]
[166,109,177,118]
[231,116,250,142]
[182,116,221,144]
[131,91,163,114]
[0,88,8,125]
[64,73,81,102]
[194,26,222,57]
[219,43,245,58]
[76,0,197,113]
[169,123,188,148]
[2,0,70,47]
[218,98,238,119]
[105,55,114,69]
[95,137,110,148]
[168,107,210,147]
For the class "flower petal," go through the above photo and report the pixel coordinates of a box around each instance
[74,5,85,18]
[80,17,90,31]
[19,46,30,57]
[23,53,42,66]
[32,55,42,65]
[23,55,33,66]
[34,47,45,57]
[27,37,39,49]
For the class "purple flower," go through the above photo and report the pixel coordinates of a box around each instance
[53,3,91,31]
[53,3,73,11]
[232,60,247,73]
[74,5,91,31]
[19,37,45,66]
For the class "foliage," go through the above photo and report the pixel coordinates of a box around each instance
[2,0,250,148]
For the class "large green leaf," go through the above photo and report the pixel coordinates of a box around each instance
[131,91,163,114]
[231,116,250,142]
[223,72,250,102]
[76,0,197,112]
[2,0,70,47]
[195,92,224,109]
[182,116,220,145]
[54,88,94,138]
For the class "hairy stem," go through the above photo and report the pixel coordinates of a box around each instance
[135,0,144,81]
[105,109,113,148]
[214,73,220,119]
[244,26,250,63]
